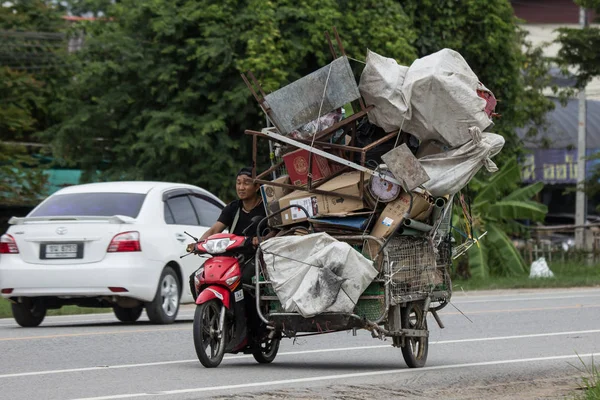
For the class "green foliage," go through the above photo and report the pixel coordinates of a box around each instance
[45,0,416,201]
[0,143,48,206]
[401,0,555,158]
[556,27,600,87]
[0,1,68,204]
[459,157,547,278]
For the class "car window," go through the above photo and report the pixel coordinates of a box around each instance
[189,195,223,227]
[30,193,146,218]
[166,196,199,225]
[164,202,175,224]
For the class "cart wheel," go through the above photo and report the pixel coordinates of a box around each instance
[252,336,280,364]
[401,301,428,368]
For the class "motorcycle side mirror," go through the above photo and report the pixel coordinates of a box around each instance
[242,215,263,236]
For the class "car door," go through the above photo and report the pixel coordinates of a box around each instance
[163,192,209,301]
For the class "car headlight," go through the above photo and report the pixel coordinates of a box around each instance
[203,238,235,254]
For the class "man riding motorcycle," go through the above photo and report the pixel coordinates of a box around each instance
[188,167,276,341]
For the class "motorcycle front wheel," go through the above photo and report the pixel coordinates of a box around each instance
[193,300,227,368]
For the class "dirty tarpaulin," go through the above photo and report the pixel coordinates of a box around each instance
[259,232,379,318]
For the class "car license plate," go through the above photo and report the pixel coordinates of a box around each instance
[42,243,81,259]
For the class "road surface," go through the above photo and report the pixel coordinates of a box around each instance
[1,287,599,399]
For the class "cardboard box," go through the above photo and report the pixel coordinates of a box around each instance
[260,176,292,227]
[275,171,367,226]
[370,192,433,238]
[283,149,333,186]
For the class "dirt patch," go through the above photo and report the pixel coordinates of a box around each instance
[209,374,583,400]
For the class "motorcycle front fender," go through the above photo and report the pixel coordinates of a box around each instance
[196,285,231,309]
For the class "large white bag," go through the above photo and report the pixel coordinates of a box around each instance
[401,48,495,147]
[260,233,378,318]
[358,49,410,133]
[419,127,505,196]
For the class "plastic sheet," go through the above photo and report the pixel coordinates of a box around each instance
[418,127,505,196]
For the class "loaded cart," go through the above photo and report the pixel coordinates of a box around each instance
[189,28,504,368]
[253,201,454,368]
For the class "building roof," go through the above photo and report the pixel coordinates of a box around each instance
[511,0,596,24]
[517,97,600,149]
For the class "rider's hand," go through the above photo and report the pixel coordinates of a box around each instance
[186,243,196,253]
[252,237,259,247]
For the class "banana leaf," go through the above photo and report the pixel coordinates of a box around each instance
[503,182,544,202]
[467,239,489,279]
[474,157,520,205]
[488,200,548,222]
[485,223,527,276]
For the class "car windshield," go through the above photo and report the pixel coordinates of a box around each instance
[29,192,147,218]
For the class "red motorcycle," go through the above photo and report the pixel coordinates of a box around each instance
[185,218,280,368]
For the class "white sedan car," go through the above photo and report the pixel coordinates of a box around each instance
[0,181,225,327]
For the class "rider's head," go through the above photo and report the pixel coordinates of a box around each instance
[235,167,259,201]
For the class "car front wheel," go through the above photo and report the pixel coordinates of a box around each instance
[145,266,180,324]
[12,299,47,327]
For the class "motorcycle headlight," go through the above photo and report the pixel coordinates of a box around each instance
[203,238,235,254]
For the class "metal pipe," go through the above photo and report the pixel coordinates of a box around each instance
[431,197,446,225]
[431,309,445,329]
[397,227,421,236]
[255,248,270,324]
[403,218,433,232]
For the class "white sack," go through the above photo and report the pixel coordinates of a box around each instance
[358,49,410,133]
[260,233,378,318]
[402,48,494,147]
[529,257,554,279]
[419,127,505,196]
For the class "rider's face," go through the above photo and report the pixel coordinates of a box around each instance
[236,175,258,201]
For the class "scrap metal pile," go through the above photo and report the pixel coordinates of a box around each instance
[244,30,504,318]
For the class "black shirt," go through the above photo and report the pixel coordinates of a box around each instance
[217,199,266,236]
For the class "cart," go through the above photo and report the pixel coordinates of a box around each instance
[251,202,453,368]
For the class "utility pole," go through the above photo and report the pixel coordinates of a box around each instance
[575,6,588,249]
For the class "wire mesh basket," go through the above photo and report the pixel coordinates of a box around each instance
[386,236,438,303]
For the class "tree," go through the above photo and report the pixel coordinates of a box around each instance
[45,0,417,201]
[555,0,600,89]
[401,0,555,160]
[555,1,600,209]
[457,158,548,278]
[0,1,69,205]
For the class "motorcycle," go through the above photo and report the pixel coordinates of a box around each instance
[184,217,280,368]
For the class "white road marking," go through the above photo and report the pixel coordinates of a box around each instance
[69,352,600,400]
[2,328,599,379]
[451,293,600,304]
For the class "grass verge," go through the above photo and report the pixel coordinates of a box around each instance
[0,298,111,319]
[570,355,600,400]
[452,261,600,291]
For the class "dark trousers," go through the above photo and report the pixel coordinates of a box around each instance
[241,258,260,341]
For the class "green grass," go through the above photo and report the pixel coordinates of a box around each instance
[452,261,600,291]
[570,356,600,400]
[0,298,111,319]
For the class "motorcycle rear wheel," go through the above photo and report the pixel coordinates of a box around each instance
[193,300,227,368]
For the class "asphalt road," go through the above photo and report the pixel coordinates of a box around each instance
[1,287,600,400]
